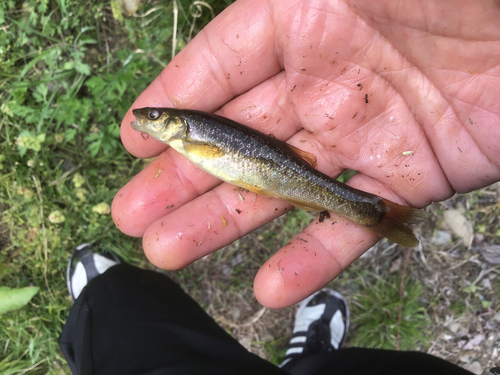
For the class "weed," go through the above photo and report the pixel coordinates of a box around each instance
[337,169,356,183]
[349,272,431,351]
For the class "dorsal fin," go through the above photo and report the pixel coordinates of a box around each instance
[286,144,317,168]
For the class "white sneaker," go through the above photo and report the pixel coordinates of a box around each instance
[66,243,120,301]
[281,289,349,367]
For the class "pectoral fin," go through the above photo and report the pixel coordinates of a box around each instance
[183,140,225,158]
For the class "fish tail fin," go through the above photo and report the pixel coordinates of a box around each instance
[369,199,430,248]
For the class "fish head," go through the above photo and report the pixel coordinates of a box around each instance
[131,107,187,144]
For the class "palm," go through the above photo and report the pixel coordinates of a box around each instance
[112,0,500,307]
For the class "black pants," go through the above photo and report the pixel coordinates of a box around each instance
[59,264,472,375]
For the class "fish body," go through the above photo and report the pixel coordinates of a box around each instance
[131,107,429,247]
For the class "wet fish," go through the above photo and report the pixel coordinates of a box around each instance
[131,107,429,247]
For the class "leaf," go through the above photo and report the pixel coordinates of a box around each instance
[65,128,77,142]
[16,130,46,156]
[74,60,91,75]
[33,83,49,103]
[463,334,485,350]
[0,286,39,314]
[443,210,473,247]
[111,0,124,22]
[477,244,500,265]
[79,38,98,46]
[18,145,27,157]
[88,139,101,157]
[85,76,107,96]
[109,121,120,138]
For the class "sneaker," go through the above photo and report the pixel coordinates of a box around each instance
[281,289,349,367]
[66,243,120,301]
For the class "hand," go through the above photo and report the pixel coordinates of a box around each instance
[112,0,500,308]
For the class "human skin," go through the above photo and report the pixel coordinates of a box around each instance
[112,0,500,308]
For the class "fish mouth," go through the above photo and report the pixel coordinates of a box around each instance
[130,120,142,132]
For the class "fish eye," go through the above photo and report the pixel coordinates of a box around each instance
[148,109,161,120]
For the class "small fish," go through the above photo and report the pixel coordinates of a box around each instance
[131,108,429,247]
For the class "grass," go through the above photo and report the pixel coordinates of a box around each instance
[0,0,230,372]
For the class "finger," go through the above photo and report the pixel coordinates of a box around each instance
[121,0,281,158]
[254,210,379,308]
[111,148,220,237]
[141,182,292,270]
